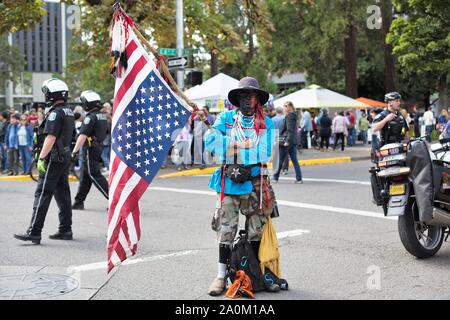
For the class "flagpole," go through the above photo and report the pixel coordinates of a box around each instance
[111,2,212,128]
[132,25,212,128]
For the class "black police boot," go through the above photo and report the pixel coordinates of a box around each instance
[14,232,41,244]
[72,202,84,210]
[49,231,73,240]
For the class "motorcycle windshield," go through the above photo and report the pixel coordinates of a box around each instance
[406,140,434,222]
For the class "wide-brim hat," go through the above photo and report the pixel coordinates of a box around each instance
[228,76,270,107]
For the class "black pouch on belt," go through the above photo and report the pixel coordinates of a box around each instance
[225,164,252,184]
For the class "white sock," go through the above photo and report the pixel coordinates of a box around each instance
[217,263,227,279]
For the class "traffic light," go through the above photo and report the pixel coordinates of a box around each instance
[187,71,203,86]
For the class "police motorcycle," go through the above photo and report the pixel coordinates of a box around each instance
[370,136,450,258]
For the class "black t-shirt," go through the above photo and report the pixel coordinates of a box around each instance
[79,111,108,145]
[373,109,409,146]
[43,104,75,148]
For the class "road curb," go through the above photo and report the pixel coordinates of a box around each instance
[159,156,353,178]
[0,175,79,182]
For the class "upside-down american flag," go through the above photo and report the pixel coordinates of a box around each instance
[107,19,192,272]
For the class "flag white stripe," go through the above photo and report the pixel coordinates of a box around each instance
[126,211,138,245]
[111,251,121,266]
[108,153,127,205]
[107,172,142,241]
[107,163,128,242]
[119,228,131,254]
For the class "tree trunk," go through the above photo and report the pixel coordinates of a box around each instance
[438,73,448,113]
[344,23,358,98]
[247,24,254,64]
[381,0,398,92]
[210,50,218,77]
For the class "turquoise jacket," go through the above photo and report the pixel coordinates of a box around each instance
[205,109,275,195]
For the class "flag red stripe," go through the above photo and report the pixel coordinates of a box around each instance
[107,166,135,225]
[114,240,127,262]
[113,55,147,115]
[130,182,148,240]
[125,39,137,58]
[132,207,141,241]
[121,218,132,249]
[107,178,148,259]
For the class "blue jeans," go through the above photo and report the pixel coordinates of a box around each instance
[347,128,355,146]
[101,145,111,170]
[274,144,302,181]
[18,145,32,173]
[360,130,368,144]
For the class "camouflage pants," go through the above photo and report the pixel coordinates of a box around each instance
[211,193,267,245]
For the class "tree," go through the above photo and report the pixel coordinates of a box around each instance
[0,0,46,35]
[388,0,450,112]
[262,0,374,97]
[0,1,46,91]
[0,36,26,85]
[381,0,398,92]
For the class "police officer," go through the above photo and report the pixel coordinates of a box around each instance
[71,90,109,210]
[372,92,410,148]
[14,78,75,244]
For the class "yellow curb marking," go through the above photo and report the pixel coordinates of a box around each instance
[159,157,352,178]
[0,175,79,182]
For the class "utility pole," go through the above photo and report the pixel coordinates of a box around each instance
[176,0,184,90]
[5,33,14,108]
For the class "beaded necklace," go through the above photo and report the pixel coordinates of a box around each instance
[231,111,260,145]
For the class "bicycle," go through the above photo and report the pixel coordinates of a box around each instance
[311,131,321,150]
[30,149,80,182]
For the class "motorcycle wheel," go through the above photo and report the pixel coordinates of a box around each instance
[398,197,444,259]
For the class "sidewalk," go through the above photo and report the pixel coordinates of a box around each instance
[294,143,371,161]
[0,144,372,181]
[158,143,372,178]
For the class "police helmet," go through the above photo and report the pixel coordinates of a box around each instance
[80,90,102,112]
[384,92,402,103]
[41,78,69,103]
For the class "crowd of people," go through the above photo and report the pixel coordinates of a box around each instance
[1,98,444,177]
[0,104,112,176]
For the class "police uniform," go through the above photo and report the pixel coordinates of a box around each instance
[28,103,75,236]
[373,109,409,147]
[73,111,109,204]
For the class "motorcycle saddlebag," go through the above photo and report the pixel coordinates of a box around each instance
[432,160,450,203]
[406,140,434,222]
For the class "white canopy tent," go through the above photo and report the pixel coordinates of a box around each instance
[184,73,239,110]
[274,84,368,109]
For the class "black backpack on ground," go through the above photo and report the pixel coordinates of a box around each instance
[228,230,266,292]
[228,230,290,293]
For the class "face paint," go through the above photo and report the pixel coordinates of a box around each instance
[238,91,258,116]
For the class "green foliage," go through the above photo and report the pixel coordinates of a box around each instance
[388,0,450,76]
[66,0,275,97]
[261,0,374,94]
[0,36,26,84]
[0,0,46,35]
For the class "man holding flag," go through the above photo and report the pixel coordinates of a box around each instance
[106,7,192,272]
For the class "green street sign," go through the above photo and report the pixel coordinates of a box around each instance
[158,48,177,56]
[183,48,199,55]
[158,48,199,56]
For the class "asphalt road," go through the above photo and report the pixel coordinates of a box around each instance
[1,159,450,300]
